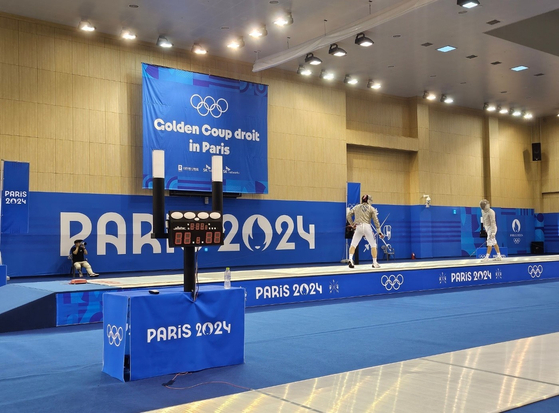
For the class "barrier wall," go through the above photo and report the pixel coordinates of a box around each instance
[0,192,540,277]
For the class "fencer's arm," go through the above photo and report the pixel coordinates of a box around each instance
[346,209,355,227]
[489,210,497,232]
[371,208,384,238]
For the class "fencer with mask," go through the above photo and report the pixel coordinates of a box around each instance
[346,194,384,268]
[480,199,502,262]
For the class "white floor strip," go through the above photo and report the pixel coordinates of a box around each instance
[147,332,559,413]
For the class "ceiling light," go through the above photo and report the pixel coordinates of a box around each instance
[437,45,456,53]
[121,29,136,40]
[457,0,480,8]
[511,65,529,72]
[320,70,334,80]
[524,113,533,119]
[423,91,436,101]
[441,95,454,104]
[227,37,245,49]
[329,44,347,57]
[156,36,173,48]
[78,21,95,32]
[355,33,374,47]
[499,107,508,114]
[297,65,312,76]
[344,75,358,85]
[192,44,207,55]
[483,103,496,112]
[249,25,267,38]
[273,13,293,27]
[305,53,322,65]
[367,80,381,90]
[511,109,522,117]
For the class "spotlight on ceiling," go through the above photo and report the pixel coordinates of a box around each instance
[355,33,374,47]
[511,109,522,117]
[121,29,136,40]
[273,13,293,27]
[249,25,267,38]
[344,75,358,85]
[440,95,454,104]
[423,91,437,100]
[483,103,496,112]
[524,112,533,119]
[305,53,322,65]
[329,43,347,57]
[227,36,245,49]
[192,43,207,55]
[78,20,95,32]
[320,70,335,80]
[457,0,480,9]
[499,107,508,114]
[367,80,381,90]
[297,65,312,76]
[156,36,173,48]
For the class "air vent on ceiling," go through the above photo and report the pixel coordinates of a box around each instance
[534,73,545,77]
[466,55,478,59]
[487,19,501,25]
[491,61,502,65]
[421,42,433,47]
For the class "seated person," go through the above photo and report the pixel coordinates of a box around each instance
[71,239,99,277]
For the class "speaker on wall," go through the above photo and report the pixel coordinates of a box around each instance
[532,142,541,161]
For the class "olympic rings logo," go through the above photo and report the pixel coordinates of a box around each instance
[190,94,229,118]
[107,324,124,347]
[527,265,543,278]
[381,274,404,291]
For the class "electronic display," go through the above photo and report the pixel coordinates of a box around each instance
[168,211,224,247]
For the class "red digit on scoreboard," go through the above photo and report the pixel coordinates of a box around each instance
[214,231,221,244]
[184,232,191,245]
[205,232,213,244]
[174,232,182,246]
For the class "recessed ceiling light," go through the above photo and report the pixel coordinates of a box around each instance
[320,70,335,80]
[457,0,480,8]
[156,35,173,48]
[273,13,293,26]
[437,45,456,53]
[367,80,381,90]
[78,20,95,32]
[344,75,358,85]
[511,65,528,72]
[121,29,136,40]
[484,103,496,112]
[297,65,312,76]
[511,109,522,116]
[499,107,508,114]
[524,113,533,119]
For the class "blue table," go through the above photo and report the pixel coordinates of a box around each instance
[102,286,245,381]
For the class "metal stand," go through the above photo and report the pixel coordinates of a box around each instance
[184,247,196,294]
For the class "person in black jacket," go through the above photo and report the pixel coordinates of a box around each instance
[71,239,99,277]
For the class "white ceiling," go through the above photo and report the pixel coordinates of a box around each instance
[1,0,558,116]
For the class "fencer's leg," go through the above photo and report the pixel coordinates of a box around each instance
[371,247,380,268]
[482,246,493,262]
[348,246,356,268]
[494,243,502,260]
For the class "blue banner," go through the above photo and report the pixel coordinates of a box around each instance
[142,64,268,194]
[1,161,29,234]
[103,286,245,381]
[346,182,360,210]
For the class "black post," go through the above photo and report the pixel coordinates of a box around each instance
[184,247,196,294]
[152,177,166,238]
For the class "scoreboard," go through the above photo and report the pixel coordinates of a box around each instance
[168,211,224,247]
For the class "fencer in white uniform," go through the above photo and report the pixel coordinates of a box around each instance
[346,195,384,268]
[480,199,502,262]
